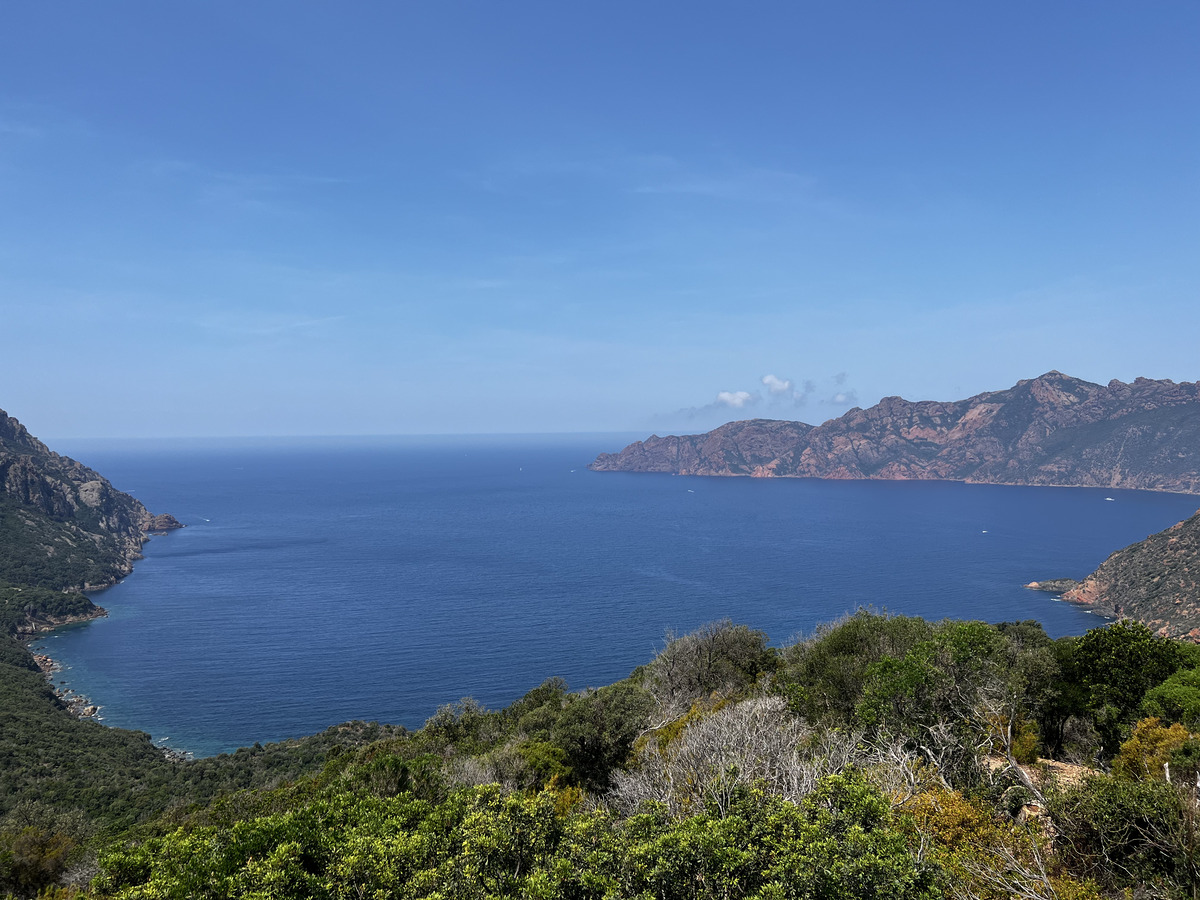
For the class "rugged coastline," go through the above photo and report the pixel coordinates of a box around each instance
[1,406,186,735]
[1,406,184,593]
[1025,579,1083,594]
[1025,507,1200,640]
[19,600,110,719]
[1057,510,1200,640]
[31,650,102,719]
[595,371,1200,640]
[591,372,1200,494]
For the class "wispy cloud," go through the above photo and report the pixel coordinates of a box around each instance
[825,372,858,406]
[665,388,762,422]
[761,374,792,395]
[760,373,818,406]
[715,390,756,408]
[659,371,861,429]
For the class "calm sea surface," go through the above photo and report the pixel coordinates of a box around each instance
[33,435,1200,757]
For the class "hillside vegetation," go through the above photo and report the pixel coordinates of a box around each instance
[1062,511,1200,640]
[0,409,180,592]
[8,609,1200,898]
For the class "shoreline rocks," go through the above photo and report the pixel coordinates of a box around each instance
[1024,579,1082,594]
[32,650,102,720]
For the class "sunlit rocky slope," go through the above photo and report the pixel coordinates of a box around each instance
[591,371,1200,493]
[1060,511,1200,640]
[0,408,180,591]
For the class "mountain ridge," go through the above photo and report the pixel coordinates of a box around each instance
[591,372,1200,493]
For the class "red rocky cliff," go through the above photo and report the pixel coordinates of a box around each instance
[591,372,1200,494]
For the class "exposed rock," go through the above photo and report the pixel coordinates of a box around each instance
[1024,579,1082,594]
[13,604,108,636]
[0,407,182,590]
[591,372,1200,493]
[1061,510,1200,639]
[593,419,814,476]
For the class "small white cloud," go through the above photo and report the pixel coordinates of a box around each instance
[656,371,859,430]
[761,374,793,395]
[762,373,816,407]
[660,389,763,423]
[716,390,755,408]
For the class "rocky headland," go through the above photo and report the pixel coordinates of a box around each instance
[591,372,1200,493]
[0,406,184,727]
[1041,511,1200,640]
[0,407,182,591]
[1024,579,1082,595]
[596,372,1200,639]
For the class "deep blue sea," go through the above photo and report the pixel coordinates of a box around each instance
[32,435,1200,758]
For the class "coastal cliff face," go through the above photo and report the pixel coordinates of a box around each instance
[591,372,1200,493]
[594,419,816,476]
[0,408,181,591]
[1062,511,1200,640]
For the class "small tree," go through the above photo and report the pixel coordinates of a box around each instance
[642,620,776,725]
[1112,717,1191,782]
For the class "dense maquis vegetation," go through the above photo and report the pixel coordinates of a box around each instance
[0,590,408,898]
[0,583,100,638]
[0,494,134,593]
[11,613,1200,897]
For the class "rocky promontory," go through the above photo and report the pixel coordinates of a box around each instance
[597,372,1200,639]
[1024,579,1082,594]
[0,408,182,591]
[592,372,1200,493]
[146,513,184,534]
[1053,510,1200,640]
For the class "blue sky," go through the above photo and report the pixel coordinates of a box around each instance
[2,3,1197,438]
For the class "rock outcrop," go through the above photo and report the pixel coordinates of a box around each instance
[1061,511,1200,640]
[592,372,1200,493]
[146,513,184,533]
[0,408,182,591]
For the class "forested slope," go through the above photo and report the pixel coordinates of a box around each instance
[61,615,1200,900]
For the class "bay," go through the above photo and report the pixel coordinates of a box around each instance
[33,434,1200,758]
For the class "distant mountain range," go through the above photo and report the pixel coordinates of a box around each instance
[594,372,1200,638]
[591,371,1200,493]
[0,409,180,591]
